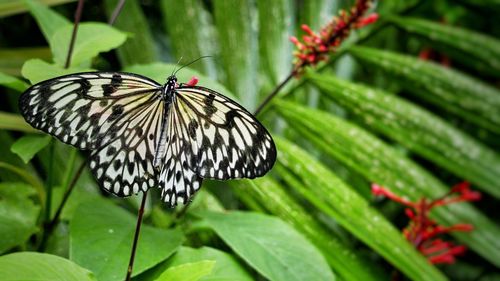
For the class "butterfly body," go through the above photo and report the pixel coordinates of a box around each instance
[20,72,276,207]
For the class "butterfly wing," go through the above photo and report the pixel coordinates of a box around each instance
[159,85,276,206]
[20,72,164,196]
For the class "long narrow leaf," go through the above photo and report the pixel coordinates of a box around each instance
[349,46,500,134]
[274,137,446,281]
[276,100,500,267]
[307,73,500,197]
[388,16,500,75]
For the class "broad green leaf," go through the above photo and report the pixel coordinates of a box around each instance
[51,22,127,67]
[0,47,52,76]
[104,0,157,66]
[10,135,51,163]
[0,252,96,281]
[389,16,500,75]
[123,63,236,100]
[0,0,75,18]
[197,211,335,281]
[160,0,218,77]
[276,100,500,267]
[307,73,500,198]
[0,111,38,133]
[232,178,386,281]
[273,136,445,281]
[257,0,293,85]
[0,182,40,254]
[0,72,28,91]
[70,199,184,281]
[349,46,500,134]
[155,260,215,281]
[24,0,70,43]
[167,247,253,281]
[213,0,258,109]
[21,58,93,84]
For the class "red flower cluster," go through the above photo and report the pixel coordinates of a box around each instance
[372,182,481,264]
[290,0,378,73]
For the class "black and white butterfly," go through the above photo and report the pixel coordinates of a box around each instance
[19,72,276,207]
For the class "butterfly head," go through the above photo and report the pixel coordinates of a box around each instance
[164,75,178,96]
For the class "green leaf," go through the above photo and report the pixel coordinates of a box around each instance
[167,247,253,281]
[232,178,386,281]
[0,72,28,91]
[123,63,236,100]
[24,0,70,43]
[307,73,500,198]
[275,100,500,267]
[10,135,51,163]
[21,58,93,84]
[213,0,258,109]
[0,111,39,133]
[0,0,75,18]
[349,46,500,134]
[257,0,293,85]
[154,260,215,281]
[273,136,445,281]
[0,47,52,76]
[0,182,40,254]
[197,211,335,281]
[51,22,127,67]
[389,16,500,75]
[160,0,217,77]
[104,0,157,66]
[70,199,184,281]
[0,252,96,281]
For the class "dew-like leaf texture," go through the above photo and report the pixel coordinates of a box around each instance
[231,178,386,281]
[197,211,336,281]
[70,199,184,281]
[50,22,127,67]
[389,16,500,75]
[11,134,51,163]
[0,252,96,281]
[276,100,500,267]
[349,46,500,134]
[307,73,500,198]
[272,136,445,281]
[0,182,40,254]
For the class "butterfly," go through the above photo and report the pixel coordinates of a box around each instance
[19,72,276,207]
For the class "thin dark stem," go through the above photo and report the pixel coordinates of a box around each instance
[125,191,148,281]
[108,0,127,25]
[64,0,85,68]
[50,161,86,226]
[253,71,296,116]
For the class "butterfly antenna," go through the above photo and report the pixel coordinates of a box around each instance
[173,55,212,76]
[171,56,184,76]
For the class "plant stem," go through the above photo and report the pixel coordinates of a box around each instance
[125,191,148,281]
[253,71,296,116]
[64,0,85,68]
[108,0,127,25]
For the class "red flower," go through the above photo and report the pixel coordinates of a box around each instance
[290,0,377,73]
[372,182,480,264]
[185,76,199,87]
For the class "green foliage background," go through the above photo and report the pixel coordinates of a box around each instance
[0,0,499,280]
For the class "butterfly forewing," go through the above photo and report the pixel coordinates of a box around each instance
[20,72,164,196]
